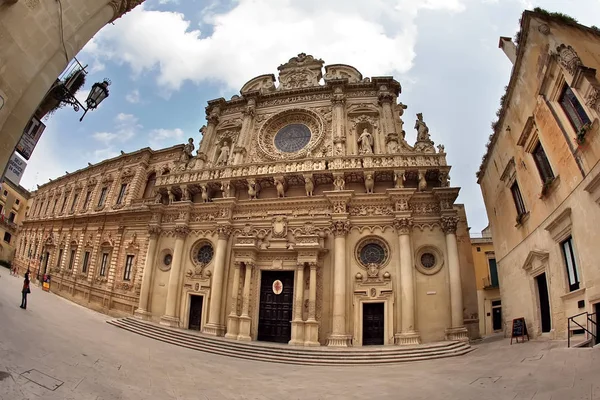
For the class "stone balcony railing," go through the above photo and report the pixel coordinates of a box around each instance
[0,218,18,233]
[155,153,449,188]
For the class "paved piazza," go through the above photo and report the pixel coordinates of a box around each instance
[0,275,598,400]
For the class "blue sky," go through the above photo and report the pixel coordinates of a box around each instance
[21,0,600,232]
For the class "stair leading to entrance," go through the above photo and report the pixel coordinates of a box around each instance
[107,317,473,365]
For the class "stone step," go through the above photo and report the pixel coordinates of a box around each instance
[116,317,467,357]
[107,318,473,365]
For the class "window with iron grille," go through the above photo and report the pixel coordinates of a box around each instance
[82,251,90,273]
[532,142,555,183]
[116,184,127,205]
[99,253,109,276]
[123,255,134,281]
[56,249,63,268]
[511,182,527,216]
[97,187,108,207]
[559,85,591,132]
[68,249,76,270]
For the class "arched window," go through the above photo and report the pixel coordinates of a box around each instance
[142,173,157,198]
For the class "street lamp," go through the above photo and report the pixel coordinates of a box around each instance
[58,74,111,122]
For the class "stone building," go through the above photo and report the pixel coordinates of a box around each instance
[477,10,600,340]
[0,178,30,265]
[16,54,479,346]
[470,226,501,336]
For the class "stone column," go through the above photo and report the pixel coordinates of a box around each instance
[378,90,396,154]
[202,225,232,336]
[442,216,469,341]
[135,226,161,320]
[304,261,320,346]
[225,261,242,339]
[331,86,346,156]
[160,225,188,327]
[199,106,221,154]
[237,262,253,341]
[327,220,352,347]
[394,217,421,345]
[289,262,306,345]
[233,98,256,165]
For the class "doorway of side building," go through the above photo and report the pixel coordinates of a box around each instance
[594,303,600,346]
[258,271,294,343]
[536,273,552,333]
[362,302,384,345]
[491,299,502,331]
[188,295,204,331]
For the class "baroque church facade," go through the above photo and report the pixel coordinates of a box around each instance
[15,54,478,346]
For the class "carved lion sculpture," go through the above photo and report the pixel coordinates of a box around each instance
[364,173,374,194]
[305,177,314,196]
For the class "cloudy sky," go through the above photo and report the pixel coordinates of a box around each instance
[20,0,600,232]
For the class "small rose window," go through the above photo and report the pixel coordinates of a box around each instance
[355,237,390,268]
[196,244,214,265]
[163,254,172,266]
[421,253,436,269]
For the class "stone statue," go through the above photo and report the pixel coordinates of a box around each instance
[364,173,374,194]
[437,144,445,154]
[180,138,195,164]
[398,102,408,137]
[394,171,405,189]
[181,185,190,201]
[200,184,210,203]
[418,171,427,192]
[248,180,258,200]
[305,176,314,196]
[386,140,398,154]
[216,141,230,166]
[415,113,430,141]
[167,188,175,204]
[154,189,163,204]
[221,181,231,198]
[333,175,345,191]
[357,128,374,154]
[275,178,285,198]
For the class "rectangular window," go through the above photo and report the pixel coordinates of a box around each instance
[83,191,91,209]
[71,193,79,212]
[559,85,591,132]
[97,187,108,207]
[82,251,90,273]
[3,232,11,244]
[99,253,109,276]
[561,236,581,292]
[488,258,499,287]
[52,198,58,213]
[68,249,76,270]
[60,196,68,213]
[511,182,527,216]
[56,249,64,268]
[2,190,7,196]
[116,183,127,205]
[0,204,3,215]
[15,199,20,205]
[532,142,555,183]
[8,212,15,223]
[123,255,134,281]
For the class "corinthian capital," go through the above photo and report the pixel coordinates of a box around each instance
[441,216,460,234]
[173,225,190,238]
[148,226,162,238]
[217,225,233,239]
[393,218,413,235]
[331,220,351,237]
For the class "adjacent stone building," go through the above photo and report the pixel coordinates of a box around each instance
[477,10,600,340]
[16,54,479,346]
[0,178,30,265]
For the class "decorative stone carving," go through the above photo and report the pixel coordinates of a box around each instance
[275,177,286,198]
[200,184,210,203]
[181,185,190,201]
[221,181,232,198]
[586,87,600,113]
[277,53,324,90]
[173,225,190,238]
[556,44,582,75]
[179,138,195,166]
[364,173,374,194]
[418,171,427,192]
[216,141,230,166]
[333,174,345,191]
[272,216,288,239]
[304,175,314,196]
[358,128,374,154]
[393,218,413,235]
[394,170,405,188]
[217,225,233,239]
[148,226,161,238]
[167,188,175,204]
[248,179,259,200]
[330,220,351,237]
[441,216,460,234]
[437,144,445,154]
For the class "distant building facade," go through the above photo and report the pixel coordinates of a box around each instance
[0,178,30,265]
[16,54,479,346]
[478,11,600,339]
[470,226,501,336]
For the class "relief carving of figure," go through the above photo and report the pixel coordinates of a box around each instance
[200,184,210,203]
[216,141,230,166]
[357,128,374,154]
[386,140,398,154]
[394,171,405,189]
[154,189,163,204]
[275,177,285,198]
[364,173,374,194]
[415,113,430,141]
[221,181,231,198]
[418,171,427,192]
[305,176,314,196]
[333,175,345,191]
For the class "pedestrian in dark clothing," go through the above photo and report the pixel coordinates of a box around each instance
[20,271,30,309]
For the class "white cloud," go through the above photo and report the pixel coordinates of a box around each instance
[158,0,179,3]
[149,128,184,149]
[125,89,140,103]
[84,0,466,92]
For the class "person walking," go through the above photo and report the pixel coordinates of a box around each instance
[20,270,30,309]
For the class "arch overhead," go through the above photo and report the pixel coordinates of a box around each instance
[324,64,363,83]
[240,74,277,95]
[0,0,145,175]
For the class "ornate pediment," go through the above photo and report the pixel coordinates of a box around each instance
[240,74,276,94]
[324,64,363,83]
[277,53,324,91]
[522,250,549,275]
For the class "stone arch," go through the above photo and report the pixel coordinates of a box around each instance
[0,1,145,173]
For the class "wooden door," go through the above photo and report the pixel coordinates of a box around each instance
[188,295,203,331]
[257,271,294,343]
[363,302,384,345]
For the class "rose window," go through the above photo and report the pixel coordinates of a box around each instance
[196,244,214,265]
[355,237,390,269]
[163,254,172,266]
[421,253,436,269]
[274,123,311,153]
[359,243,386,265]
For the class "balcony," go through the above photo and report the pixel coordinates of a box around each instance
[482,276,499,290]
[0,217,18,234]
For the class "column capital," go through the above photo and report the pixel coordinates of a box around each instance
[378,92,394,105]
[148,225,161,238]
[393,217,413,235]
[308,261,319,270]
[233,261,243,269]
[330,220,351,237]
[441,216,460,234]
[217,224,233,239]
[173,225,189,238]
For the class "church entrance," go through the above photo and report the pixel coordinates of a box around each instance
[258,271,294,343]
[188,295,203,331]
[362,302,384,345]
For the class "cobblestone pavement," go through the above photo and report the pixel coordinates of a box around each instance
[0,273,599,400]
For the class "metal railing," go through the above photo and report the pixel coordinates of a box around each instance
[567,311,597,348]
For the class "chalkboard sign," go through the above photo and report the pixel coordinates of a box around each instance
[510,317,529,344]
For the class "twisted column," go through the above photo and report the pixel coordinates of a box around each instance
[135,226,161,320]
[160,225,188,327]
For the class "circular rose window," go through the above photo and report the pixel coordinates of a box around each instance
[415,246,444,275]
[421,253,436,269]
[163,254,172,266]
[196,244,214,265]
[274,123,311,153]
[355,237,390,268]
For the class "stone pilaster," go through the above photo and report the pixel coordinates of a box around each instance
[304,261,320,346]
[225,261,242,339]
[378,90,396,154]
[87,227,103,282]
[289,262,306,346]
[106,226,125,287]
[199,104,221,154]
[237,261,253,341]
[202,224,232,336]
[135,226,160,320]
[331,85,346,156]
[160,225,189,327]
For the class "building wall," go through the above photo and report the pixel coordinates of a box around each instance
[478,13,600,339]
[0,179,30,263]
[471,239,501,336]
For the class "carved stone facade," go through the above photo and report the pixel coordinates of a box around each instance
[16,54,478,346]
